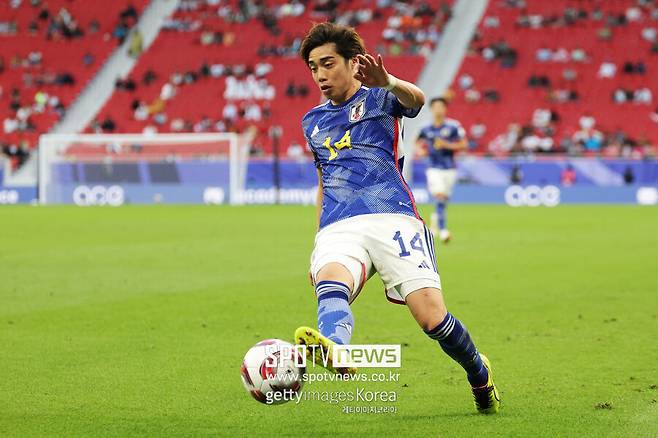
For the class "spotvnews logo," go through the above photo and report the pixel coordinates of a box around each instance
[265,344,401,368]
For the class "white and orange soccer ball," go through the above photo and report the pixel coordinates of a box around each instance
[240,339,305,405]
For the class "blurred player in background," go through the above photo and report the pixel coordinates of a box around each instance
[294,22,499,414]
[416,97,467,243]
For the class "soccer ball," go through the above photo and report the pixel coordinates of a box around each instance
[240,339,305,405]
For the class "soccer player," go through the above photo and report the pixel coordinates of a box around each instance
[294,22,499,414]
[415,97,467,243]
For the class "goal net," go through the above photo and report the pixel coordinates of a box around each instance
[38,133,249,205]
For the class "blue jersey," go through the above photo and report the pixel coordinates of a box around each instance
[418,118,465,169]
[302,86,421,229]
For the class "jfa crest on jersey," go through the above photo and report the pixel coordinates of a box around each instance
[349,99,366,122]
[302,86,422,229]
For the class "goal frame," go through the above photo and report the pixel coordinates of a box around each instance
[38,133,246,205]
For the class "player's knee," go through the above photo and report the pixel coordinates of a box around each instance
[316,262,354,291]
[406,287,448,331]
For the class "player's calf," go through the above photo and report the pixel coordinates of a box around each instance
[406,288,490,389]
[424,312,489,388]
[315,280,354,345]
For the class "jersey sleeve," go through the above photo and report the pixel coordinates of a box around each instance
[380,88,422,119]
[303,133,321,169]
[301,112,321,168]
[310,148,320,168]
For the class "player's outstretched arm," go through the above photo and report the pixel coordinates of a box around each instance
[438,137,468,151]
[449,138,468,151]
[354,54,425,109]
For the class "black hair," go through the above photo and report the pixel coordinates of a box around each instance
[430,97,449,107]
[300,22,366,64]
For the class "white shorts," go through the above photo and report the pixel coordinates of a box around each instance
[310,214,442,305]
[426,168,458,197]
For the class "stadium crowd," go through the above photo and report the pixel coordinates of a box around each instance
[0,1,145,168]
[90,0,455,155]
[3,0,656,167]
[451,0,658,157]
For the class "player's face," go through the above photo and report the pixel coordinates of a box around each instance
[431,101,447,120]
[307,43,359,104]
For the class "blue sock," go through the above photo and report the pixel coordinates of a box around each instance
[436,201,446,230]
[316,281,354,345]
[425,313,489,387]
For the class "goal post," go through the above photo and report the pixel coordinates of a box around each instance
[38,133,250,205]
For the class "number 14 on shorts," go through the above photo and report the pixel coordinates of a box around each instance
[392,231,425,257]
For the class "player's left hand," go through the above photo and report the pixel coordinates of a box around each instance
[354,54,390,88]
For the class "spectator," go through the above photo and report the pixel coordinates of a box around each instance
[285,80,296,97]
[571,48,587,62]
[55,72,75,86]
[636,61,646,75]
[483,16,500,28]
[626,6,642,22]
[532,108,552,129]
[101,116,116,132]
[128,29,143,58]
[560,164,577,186]
[510,164,523,184]
[483,89,500,103]
[82,52,94,67]
[193,116,212,133]
[528,74,550,88]
[27,51,42,66]
[598,61,616,78]
[297,83,309,97]
[634,88,652,104]
[223,102,238,121]
[623,166,635,184]
[536,47,552,62]
[469,122,487,149]
[142,69,157,85]
[115,77,136,91]
[489,123,520,154]
[642,27,657,42]
[465,88,481,103]
[579,115,596,130]
[597,26,612,41]
[254,101,268,120]
[133,102,148,121]
[254,62,272,77]
[88,19,100,34]
[573,127,603,152]
[244,102,262,121]
[160,82,175,100]
[613,88,629,103]
[458,74,473,90]
[552,47,569,62]
[562,68,577,81]
[120,4,139,23]
[113,19,129,44]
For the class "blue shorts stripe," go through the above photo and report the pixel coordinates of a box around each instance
[424,226,438,273]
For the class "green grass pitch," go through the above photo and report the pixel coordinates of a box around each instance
[1,205,657,437]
